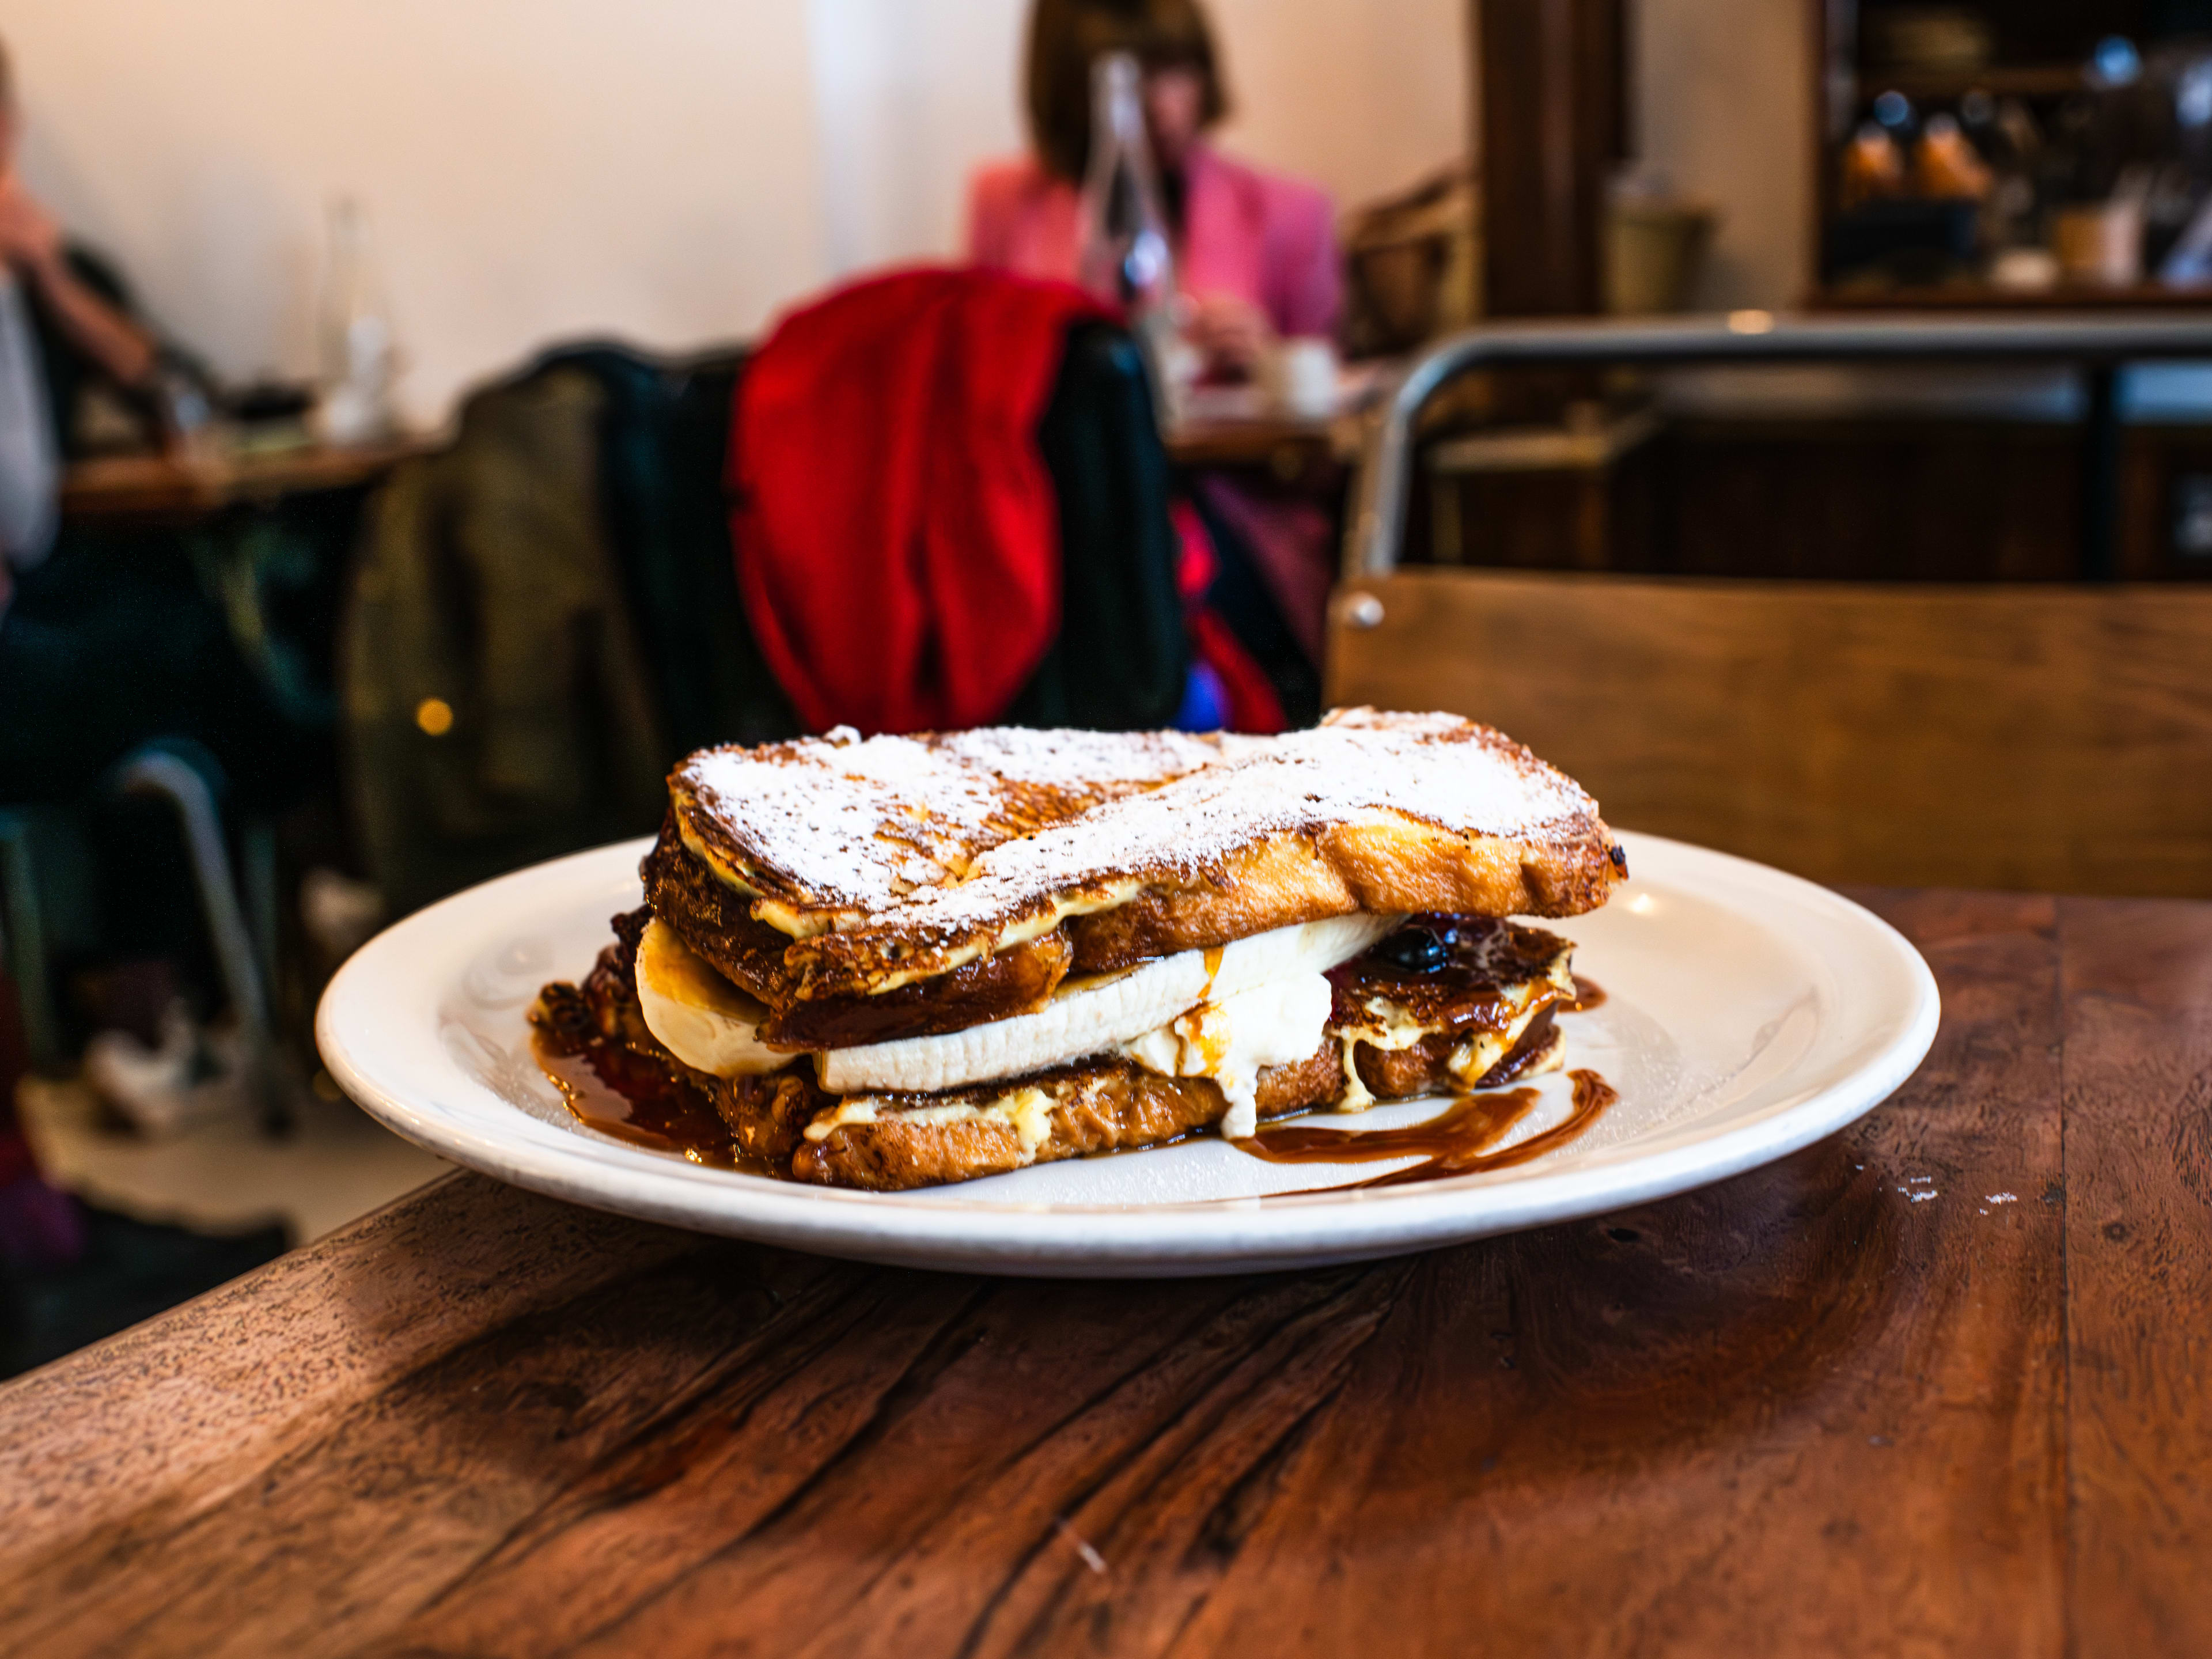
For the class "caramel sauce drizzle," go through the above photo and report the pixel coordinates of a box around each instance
[1563,975,1608,1013]
[533,1031,762,1172]
[1235,1069,1618,1190]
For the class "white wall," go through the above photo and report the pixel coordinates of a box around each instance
[4,1,1470,426]
[1633,0,1813,310]
[6,0,828,427]
[1209,0,1467,211]
[806,0,1029,279]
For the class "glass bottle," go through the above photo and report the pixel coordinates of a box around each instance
[317,196,396,446]
[1077,52,1185,422]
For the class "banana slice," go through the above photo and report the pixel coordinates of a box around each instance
[818,911,1397,1094]
[634,920,791,1077]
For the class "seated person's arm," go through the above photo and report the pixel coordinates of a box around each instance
[1185,293,1274,376]
[0,172,155,390]
[0,270,57,607]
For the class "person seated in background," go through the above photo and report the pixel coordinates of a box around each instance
[0,46,157,464]
[0,37,160,613]
[0,42,312,1274]
[0,34,303,808]
[967,0,1342,380]
[967,0,1343,729]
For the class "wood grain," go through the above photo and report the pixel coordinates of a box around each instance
[1325,569,2212,897]
[1408,415,2212,586]
[0,1176,692,1585]
[2059,897,2212,1656]
[0,891,2202,1655]
[1652,418,2086,582]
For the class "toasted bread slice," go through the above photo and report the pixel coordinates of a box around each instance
[668,709,1622,1005]
[791,1048,1346,1190]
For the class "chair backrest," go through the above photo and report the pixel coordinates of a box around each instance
[600,318,1185,743]
[1325,568,2212,896]
[1012,320,1187,731]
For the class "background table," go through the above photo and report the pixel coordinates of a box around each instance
[1164,412,1355,482]
[1,889,2206,1657]
[60,441,425,528]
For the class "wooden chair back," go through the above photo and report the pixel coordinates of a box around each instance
[1325,570,2212,896]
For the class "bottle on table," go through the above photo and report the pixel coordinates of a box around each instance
[317,197,398,448]
[1077,51,1189,424]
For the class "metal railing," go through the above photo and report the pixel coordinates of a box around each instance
[1344,310,2212,582]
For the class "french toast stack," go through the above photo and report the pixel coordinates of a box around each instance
[532,709,1623,1190]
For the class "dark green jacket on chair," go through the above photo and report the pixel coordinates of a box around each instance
[343,367,668,915]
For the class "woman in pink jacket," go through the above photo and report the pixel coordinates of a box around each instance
[965,0,1342,380]
[965,0,1344,731]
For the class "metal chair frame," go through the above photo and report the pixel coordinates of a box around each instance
[0,750,279,1125]
[1343,311,2212,585]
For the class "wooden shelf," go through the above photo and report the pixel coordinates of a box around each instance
[1427,407,1661,476]
[1855,62,2085,101]
[1811,282,2212,313]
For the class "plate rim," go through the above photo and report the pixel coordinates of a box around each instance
[316,830,1940,1274]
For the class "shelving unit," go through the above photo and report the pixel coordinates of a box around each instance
[1807,1,2210,310]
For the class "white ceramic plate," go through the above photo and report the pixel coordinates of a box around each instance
[317,831,1938,1277]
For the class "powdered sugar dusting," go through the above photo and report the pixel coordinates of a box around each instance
[680,728,1232,908]
[906,722,1584,931]
[935,726,1245,786]
[676,713,1599,941]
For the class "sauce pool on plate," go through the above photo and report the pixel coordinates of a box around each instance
[1235,1069,1617,1190]
[534,1030,761,1172]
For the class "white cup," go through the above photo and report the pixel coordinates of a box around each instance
[1263,336,1339,420]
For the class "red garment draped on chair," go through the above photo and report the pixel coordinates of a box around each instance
[729,267,1109,736]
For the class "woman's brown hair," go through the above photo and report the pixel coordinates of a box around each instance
[1025,0,1228,183]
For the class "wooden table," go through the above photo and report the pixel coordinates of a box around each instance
[2,889,2207,1656]
[60,441,424,527]
[1164,412,1355,482]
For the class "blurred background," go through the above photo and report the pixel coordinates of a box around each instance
[2,0,2209,1373]
[0,0,1779,426]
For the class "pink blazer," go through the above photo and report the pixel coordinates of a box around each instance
[964,142,1342,339]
